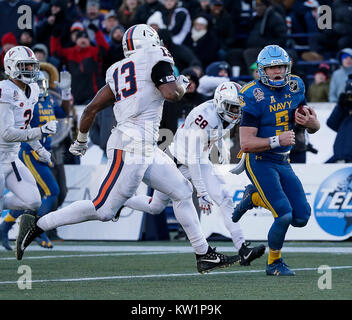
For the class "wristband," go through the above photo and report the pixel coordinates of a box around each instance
[269,135,280,149]
[77,131,88,142]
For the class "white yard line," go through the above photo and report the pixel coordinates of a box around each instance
[0,266,351,285]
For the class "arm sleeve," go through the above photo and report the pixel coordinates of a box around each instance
[0,103,42,142]
[151,61,175,87]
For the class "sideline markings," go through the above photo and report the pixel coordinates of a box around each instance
[1,265,352,286]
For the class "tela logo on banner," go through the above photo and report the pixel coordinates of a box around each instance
[314,167,352,237]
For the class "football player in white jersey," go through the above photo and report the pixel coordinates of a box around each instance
[122,81,266,266]
[15,25,241,274]
[0,46,57,216]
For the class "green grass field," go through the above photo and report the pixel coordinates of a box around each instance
[1,240,351,301]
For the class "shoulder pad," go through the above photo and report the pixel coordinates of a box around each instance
[148,46,174,66]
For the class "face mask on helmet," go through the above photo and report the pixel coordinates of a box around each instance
[218,101,242,124]
[257,45,291,88]
[122,24,162,58]
[4,46,40,84]
[214,81,242,125]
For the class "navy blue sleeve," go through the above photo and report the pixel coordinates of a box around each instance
[240,110,260,128]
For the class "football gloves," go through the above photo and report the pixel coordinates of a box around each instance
[198,193,213,215]
[69,140,88,157]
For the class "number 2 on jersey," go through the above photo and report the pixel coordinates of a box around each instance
[113,61,138,101]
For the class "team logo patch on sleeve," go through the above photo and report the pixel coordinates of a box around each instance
[289,80,299,93]
[253,88,265,102]
[238,95,246,107]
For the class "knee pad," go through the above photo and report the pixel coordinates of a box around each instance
[292,203,311,227]
[276,212,293,227]
[168,178,193,202]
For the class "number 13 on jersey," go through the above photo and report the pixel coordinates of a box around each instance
[113,61,138,102]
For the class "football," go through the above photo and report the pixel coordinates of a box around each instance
[296,105,311,116]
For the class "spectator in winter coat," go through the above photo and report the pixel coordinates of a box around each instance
[329,48,352,103]
[183,16,220,69]
[50,26,109,105]
[162,0,192,45]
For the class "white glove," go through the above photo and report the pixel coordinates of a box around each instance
[56,71,72,90]
[219,148,231,164]
[198,193,213,215]
[177,74,190,92]
[35,147,52,164]
[41,120,58,136]
[55,71,72,100]
[69,140,88,156]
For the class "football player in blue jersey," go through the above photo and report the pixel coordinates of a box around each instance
[232,45,320,276]
[0,71,71,250]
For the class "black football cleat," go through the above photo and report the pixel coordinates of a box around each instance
[239,241,266,266]
[196,246,241,274]
[15,214,44,260]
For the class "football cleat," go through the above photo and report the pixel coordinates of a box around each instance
[112,206,125,222]
[232,184,257,223]
[239,241,266,266]
[266,258,295,276]
[15,214,44,260]
[196,246,241,274]
[35,232,53,249]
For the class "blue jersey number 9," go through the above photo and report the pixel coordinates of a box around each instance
[275,110,289,135]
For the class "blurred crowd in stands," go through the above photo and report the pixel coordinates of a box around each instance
[1,0,352,164]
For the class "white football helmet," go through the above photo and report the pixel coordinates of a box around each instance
[214,81,242,124]
[3,46,40,84]
[122,24,161,58]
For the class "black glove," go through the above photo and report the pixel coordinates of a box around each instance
[88,22,99,32]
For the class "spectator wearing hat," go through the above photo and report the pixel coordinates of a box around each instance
[197,60,231,97]
[183,16,220,69]
[0,32,17,79]
[308,64,330,102]
[329,48,352,103]
[81,0,106,44]
[117,0,143,29]
[103,10,120,44]
[36,0,73,49]
[50,25,110,105]
[70,21,85,45]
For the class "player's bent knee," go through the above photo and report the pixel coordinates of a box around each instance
[169,178,193,202]
[276,212,293,227]
[291,204,311,227]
